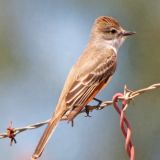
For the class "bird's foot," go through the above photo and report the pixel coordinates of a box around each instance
[84,105,92,117]
[67,118,74,127]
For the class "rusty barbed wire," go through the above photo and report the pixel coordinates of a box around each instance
[0,83,159,144]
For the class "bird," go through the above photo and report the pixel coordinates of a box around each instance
[32,16,135,159]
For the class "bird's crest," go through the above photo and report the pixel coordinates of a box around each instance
[95,16,120,29]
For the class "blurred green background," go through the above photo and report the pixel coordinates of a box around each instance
[0,0,160,160]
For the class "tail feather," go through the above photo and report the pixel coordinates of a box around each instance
[32,114,63,159]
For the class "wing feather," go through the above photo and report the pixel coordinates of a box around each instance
[66,53,117,109]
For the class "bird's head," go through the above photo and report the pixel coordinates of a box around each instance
[91,16,135,50]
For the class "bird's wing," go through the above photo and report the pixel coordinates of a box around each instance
[65,50,117,119]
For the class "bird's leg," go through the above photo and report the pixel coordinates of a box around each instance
[93,97,103,106]
[67,119,74,127]
[93,97,104,110]
[71,120,74,127]
[84,105,91,117]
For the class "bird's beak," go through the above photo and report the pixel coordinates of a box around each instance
[122,31,136,36]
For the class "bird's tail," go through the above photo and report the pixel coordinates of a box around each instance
[31,112,63,160]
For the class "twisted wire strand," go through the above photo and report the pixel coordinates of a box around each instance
[0,83,159,150]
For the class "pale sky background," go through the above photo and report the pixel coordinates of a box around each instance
[0,0,160,160]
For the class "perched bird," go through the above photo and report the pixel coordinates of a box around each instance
[32,16,135,159]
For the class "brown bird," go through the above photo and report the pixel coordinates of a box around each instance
[32,16,135,159]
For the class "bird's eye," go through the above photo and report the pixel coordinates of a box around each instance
[111,29,117,34]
